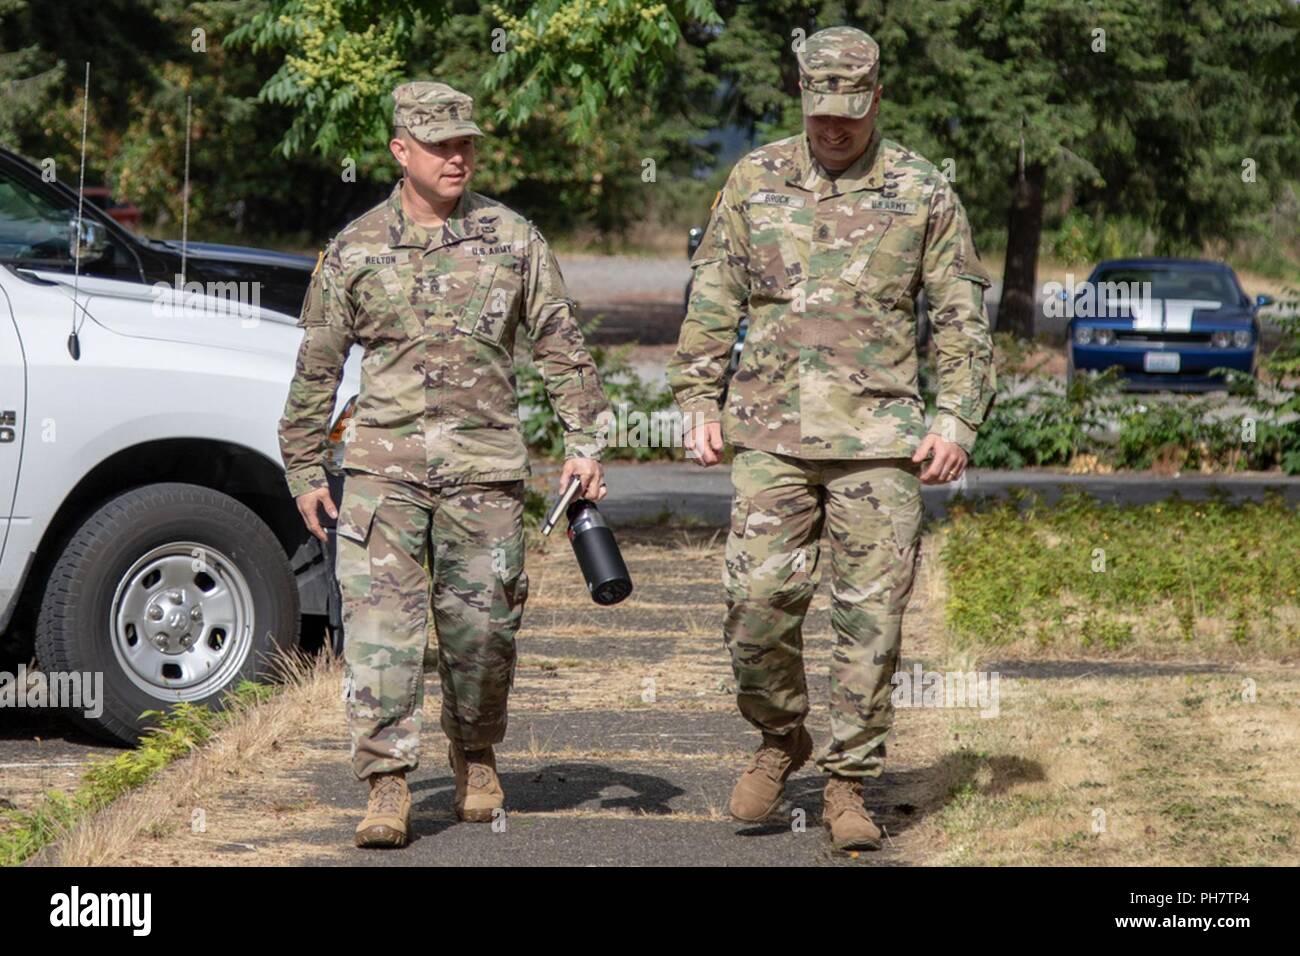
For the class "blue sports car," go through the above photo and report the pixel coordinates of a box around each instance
[1066,258,1270,391]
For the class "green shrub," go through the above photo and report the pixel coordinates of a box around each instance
[941,492,1299,650]
[1113,399,1239,471]
[971,369,1124,469]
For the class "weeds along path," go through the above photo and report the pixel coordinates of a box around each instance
[37,526,1299,866]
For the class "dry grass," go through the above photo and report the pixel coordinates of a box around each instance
[35,526,1300,866]
[920,665,1299,865]
[36,652,341,867]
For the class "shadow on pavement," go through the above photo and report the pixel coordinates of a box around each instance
[734,751,1046,845]
[412,761,687,819]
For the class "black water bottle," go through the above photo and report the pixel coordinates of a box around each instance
[565,498,633,606]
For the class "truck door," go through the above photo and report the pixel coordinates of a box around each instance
[0,278,23,564]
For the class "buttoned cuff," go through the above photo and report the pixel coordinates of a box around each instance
[678,397,723,429]
[286,466,328,500]
[563,431,606,462]
[928,411,978,454]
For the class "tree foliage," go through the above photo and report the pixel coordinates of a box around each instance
[0,0,1294,279]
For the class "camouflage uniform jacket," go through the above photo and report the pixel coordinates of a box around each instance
[279,182,610,499]
[668,131,996,457]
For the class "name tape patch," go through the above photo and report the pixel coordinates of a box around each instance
[749,191,806,208]
[868,198,919,215]
[470,241,524,256]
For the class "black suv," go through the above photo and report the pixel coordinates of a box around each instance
[0,147,313,316]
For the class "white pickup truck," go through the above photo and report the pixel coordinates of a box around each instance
[0,252,361,744]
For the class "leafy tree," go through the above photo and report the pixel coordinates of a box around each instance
[229,0,721,157]
[691,1,1300,337]
[0,0,63,146]
[868,0,1300,338]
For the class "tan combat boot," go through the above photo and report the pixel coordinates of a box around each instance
[354,771,411,849]
[823,775,882,852]
[449,744,505,822]
[728,726,814,822]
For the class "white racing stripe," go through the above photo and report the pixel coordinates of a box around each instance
[1103,296,1222,332]
[1162,298,1221,332]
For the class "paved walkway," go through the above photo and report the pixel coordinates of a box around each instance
[593,460,1300,525]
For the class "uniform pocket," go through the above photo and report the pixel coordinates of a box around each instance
[337,483,383,544]
[750,238,803,301]
[729,497,752,539]
[334,483,381,601]
[456,261,520,347]
[838,211,890,277]
[957,270,993,317]
[888,495,922,555]
[373,268,425,340]
[960,348,994,421]
[840,211,922,310]
[746,202,807,302]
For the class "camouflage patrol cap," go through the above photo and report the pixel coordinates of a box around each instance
[391,81,484,144]
[797,27,880,118]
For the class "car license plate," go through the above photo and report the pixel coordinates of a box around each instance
[1143,351,1180,373]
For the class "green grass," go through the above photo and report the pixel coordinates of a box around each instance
[940,491,1300,652]
[0,681,274,867]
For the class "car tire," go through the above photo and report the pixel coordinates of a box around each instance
[34,482,299,745]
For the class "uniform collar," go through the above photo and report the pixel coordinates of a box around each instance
[787,129,886,197]
[386,181,484,250]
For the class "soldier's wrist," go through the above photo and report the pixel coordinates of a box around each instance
[563,434,606,462]
[928,412,977,454]
[678,398,723,429]
[286,467,328,499]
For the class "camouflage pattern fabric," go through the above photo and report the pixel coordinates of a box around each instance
[336,469,527,780]
[667,128,996,455]
[278,181,610,501]
[723,449,922,777]
[797,26,880,119]
[391,81,483,144]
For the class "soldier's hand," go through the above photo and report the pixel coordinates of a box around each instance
[296,487,337,542]
[685,420,725,467]
[914,433,968,485]
[562,457,607,502]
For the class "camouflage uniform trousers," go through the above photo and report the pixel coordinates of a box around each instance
[724,448,923,778]
[335,468,528,780]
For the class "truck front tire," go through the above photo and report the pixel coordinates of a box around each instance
[34,482,300,745]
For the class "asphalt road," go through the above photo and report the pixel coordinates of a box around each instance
[597,460,1300,525]
[0,706,114,825]
[560,255,1294,349]
[558,256,1057,345]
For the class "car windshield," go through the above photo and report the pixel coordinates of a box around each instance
[0,176,73,263]
[1093,267,1238,302]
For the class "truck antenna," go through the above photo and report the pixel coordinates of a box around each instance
[180,94,191,288]
[68,61,89,361]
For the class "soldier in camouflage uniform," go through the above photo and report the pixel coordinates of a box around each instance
[279,82,610,849]
[667,27,995,852]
